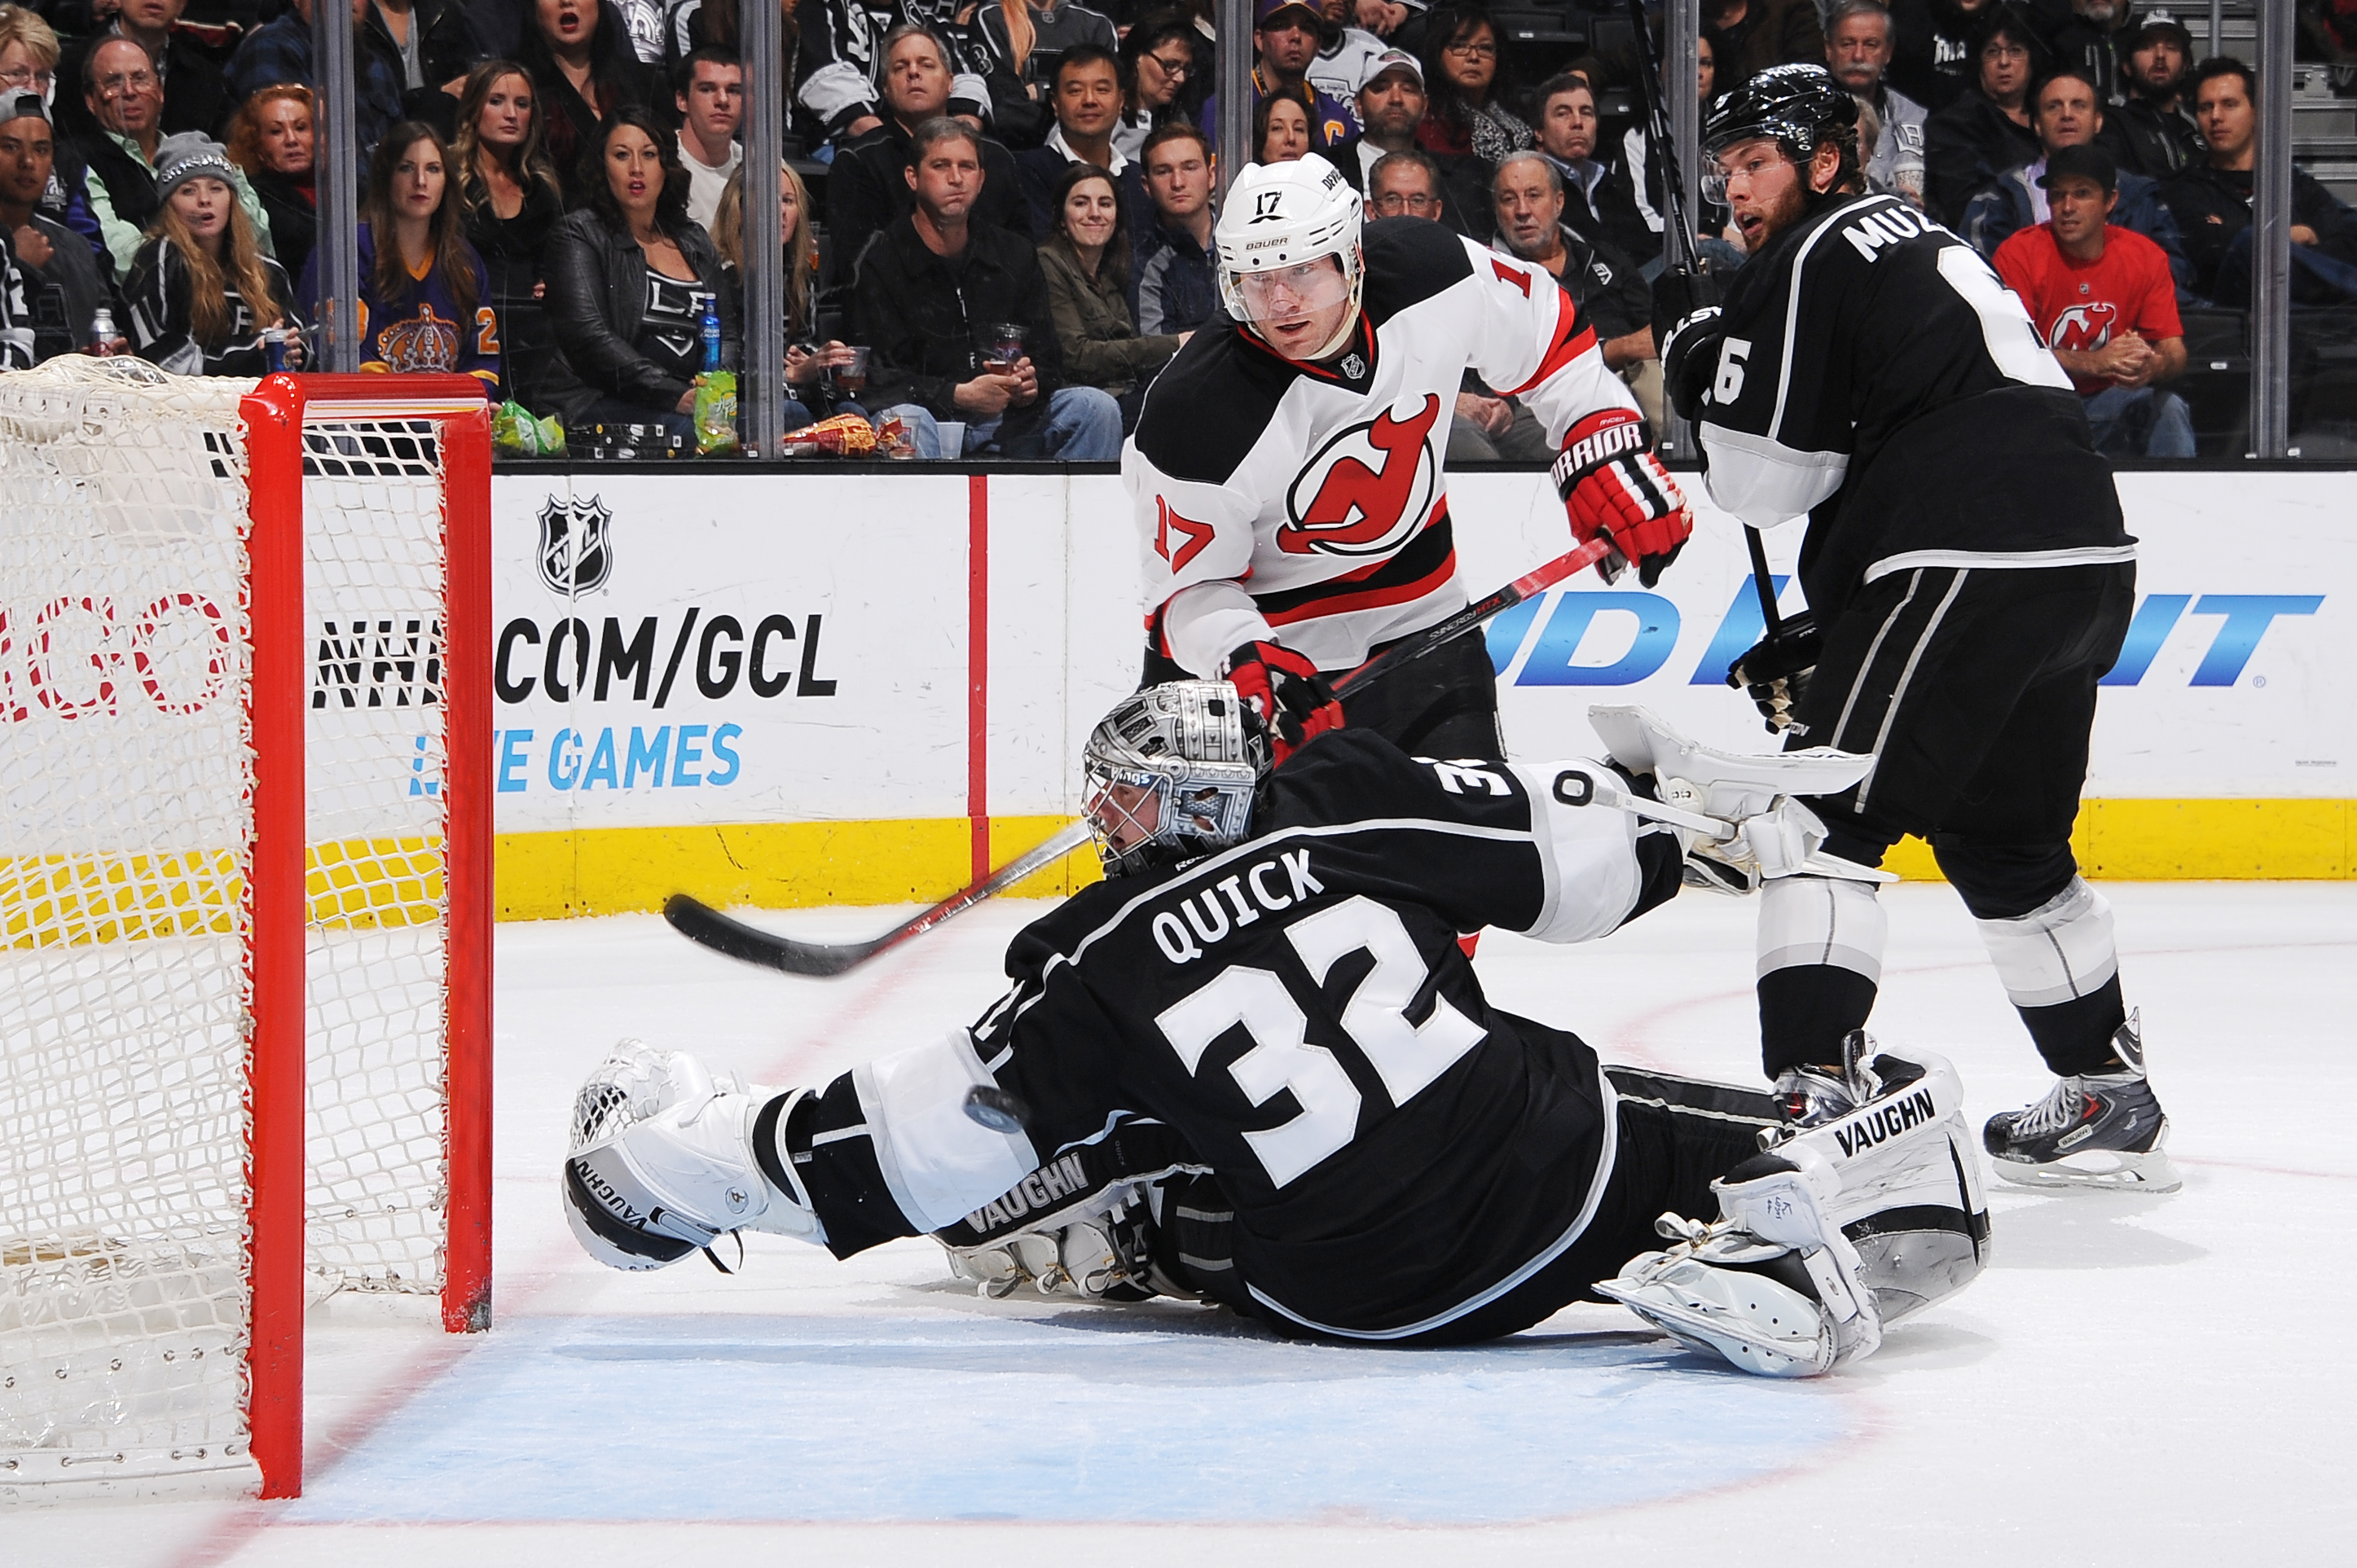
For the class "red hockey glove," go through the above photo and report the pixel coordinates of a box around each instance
[1552,409,1695,587]
[1223,639,1344,767]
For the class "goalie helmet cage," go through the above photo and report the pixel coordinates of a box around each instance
[0,363,493,1503]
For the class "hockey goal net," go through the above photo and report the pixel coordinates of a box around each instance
[0,360,491,1500]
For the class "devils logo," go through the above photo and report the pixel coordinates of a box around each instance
[1277,394,1441,557]
[539,495,613,596]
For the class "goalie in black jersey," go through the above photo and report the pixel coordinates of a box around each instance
[563,685,1990,1377]
[1651,65,2180,1193]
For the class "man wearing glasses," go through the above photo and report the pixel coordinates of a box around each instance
[1652,65,2173,1192]
[79,36,272,275]
[0,7,104,263]
[56,0,230,149]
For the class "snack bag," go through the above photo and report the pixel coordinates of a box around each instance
[535,413,567,456]
[692,371,740,456]
[492,399,545,455]
[781,411,878,455]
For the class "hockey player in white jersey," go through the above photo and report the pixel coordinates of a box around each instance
[563,688,1990,1377]
[1124,153,1695,765]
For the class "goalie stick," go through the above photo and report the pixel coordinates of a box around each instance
[662,533,1627,978]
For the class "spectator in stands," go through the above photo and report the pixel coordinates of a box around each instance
[1115,11,1201,163]
[1994,143,2193,457]
[980,0,1118,135]
[1416,5,1529,165]
[367,0,488,136]
[1887,0,1995,112]
[57,0,228,150]
[455,60,569,411]
[0,94,120,360]
[1203,0,1355,156]
[1329,48,1486,237]
[853,117,1121,459]
[669,0,833,154]
[1037,161,1182,428]
[0,8,102,261]
[2108,7,2202,181]
[1255,89,1312,163]
[1923,7,2043,224]
[227,0,407,156]
[1491,149,1657,419]
[123,133,300,376]
[1532,72,1654,261]
[2034,0,2133,105]
[827,24,1030,288]
[1612,30,1739,269]
[1827,1,1928,204]
[1963,64,2191,293]
[301,122,500,392]
[713,158,857,429]
[2161,56,2357,307]
[83,37,274,275]
[1133,120,1218,335]
[1354,0,1415,43]
[1704,0,1825,97]
[1305,0,1387,112]
[541,106,737,439]
[1016,44,1150,237]
[673,46,741,231]
[521,0,657,189]
[227,86,317,283]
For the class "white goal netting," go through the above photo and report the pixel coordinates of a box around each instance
[0,358,464,1494]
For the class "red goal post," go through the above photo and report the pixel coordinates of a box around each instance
[0,366,492,1502]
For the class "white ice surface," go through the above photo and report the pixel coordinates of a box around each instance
[13,882,2355,1566]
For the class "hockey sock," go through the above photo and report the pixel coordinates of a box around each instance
[1756,876,1887,1078]
[1969,877,2127,1076]
[757,1074,919,1259]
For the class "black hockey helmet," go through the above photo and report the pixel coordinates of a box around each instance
[1703,63,1859,179]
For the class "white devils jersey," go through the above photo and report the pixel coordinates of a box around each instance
[1124,218,1639,675]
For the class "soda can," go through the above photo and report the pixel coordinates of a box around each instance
[264,327,292,372]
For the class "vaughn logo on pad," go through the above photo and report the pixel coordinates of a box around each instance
[538,495,614,597]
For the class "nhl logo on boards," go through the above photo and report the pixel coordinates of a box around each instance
[538,495,613,597]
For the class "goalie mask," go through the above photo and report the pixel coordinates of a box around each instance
[1082,681,1267,878]
[1215,153,1365,362]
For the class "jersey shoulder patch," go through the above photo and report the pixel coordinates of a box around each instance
[1132,326,1293,485]
[1360,217,1476,322]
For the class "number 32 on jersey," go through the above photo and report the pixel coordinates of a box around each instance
[1154,896,1484,1188]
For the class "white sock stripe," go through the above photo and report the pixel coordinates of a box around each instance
[1975,876,2119,1009]
[1757,875,1887,982]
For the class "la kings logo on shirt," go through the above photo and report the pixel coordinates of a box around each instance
[1277,393,1441,556]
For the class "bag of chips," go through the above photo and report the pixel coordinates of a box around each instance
[692,371,740,456]
[781,411,880,456]
[491,399,565,455]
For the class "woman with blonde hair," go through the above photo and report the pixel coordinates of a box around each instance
[711,156,854,427]
[123,133,301,376]
[452,59,568,408]
[227,85,317,282]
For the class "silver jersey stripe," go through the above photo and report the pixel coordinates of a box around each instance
[1863,544,2137,582]
[1244,1065,1621,1342]
[1829,567,1927,753]
[1853,568,1970,812]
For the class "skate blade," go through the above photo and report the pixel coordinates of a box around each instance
[1594,1274,1834,1377]
[1990,1137,2183,1195]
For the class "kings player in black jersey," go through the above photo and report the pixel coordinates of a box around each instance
[1652,64,2178,1192]
[561,685,1992,1376]
[1124,153,1695,766]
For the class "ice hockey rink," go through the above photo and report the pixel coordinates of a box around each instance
[14,877,2350,1567]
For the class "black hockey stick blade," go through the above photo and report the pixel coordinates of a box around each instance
[663,819,1096,980]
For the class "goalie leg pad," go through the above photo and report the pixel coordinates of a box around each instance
[1596,1223,1840,1377]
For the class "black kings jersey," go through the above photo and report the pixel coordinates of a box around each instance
[967,731,1682,1339]
[1695,193,2132,624]
[1124,217,1638,676]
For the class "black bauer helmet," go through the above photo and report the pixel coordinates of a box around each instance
[1703,63,1860,198]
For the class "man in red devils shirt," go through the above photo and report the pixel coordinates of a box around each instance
[1123,153,1693,764]
[1993,143,2192,458]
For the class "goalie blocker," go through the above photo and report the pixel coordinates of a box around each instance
[563,689,1991,1374]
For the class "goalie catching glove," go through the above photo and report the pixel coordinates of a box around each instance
[1223,639,1344,767]
[1551,409,1693,588]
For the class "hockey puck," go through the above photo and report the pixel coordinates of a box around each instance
[962,1085,1032,1134]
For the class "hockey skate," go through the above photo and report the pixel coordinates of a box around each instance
[1600,1048,1992,1376]
[1585,705,1893,893]
[1982,1012,2182,1193]
[1770,1028,1884,1129]
[563,1043,823,1271]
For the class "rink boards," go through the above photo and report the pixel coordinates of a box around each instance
[484,468,2351,917]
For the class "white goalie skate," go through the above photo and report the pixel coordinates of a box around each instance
[1599,1049,1992,1377]
[1585,705,1894,894]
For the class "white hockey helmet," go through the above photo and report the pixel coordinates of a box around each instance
[1215,152,1365,359]
[1082,681,1267,877]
